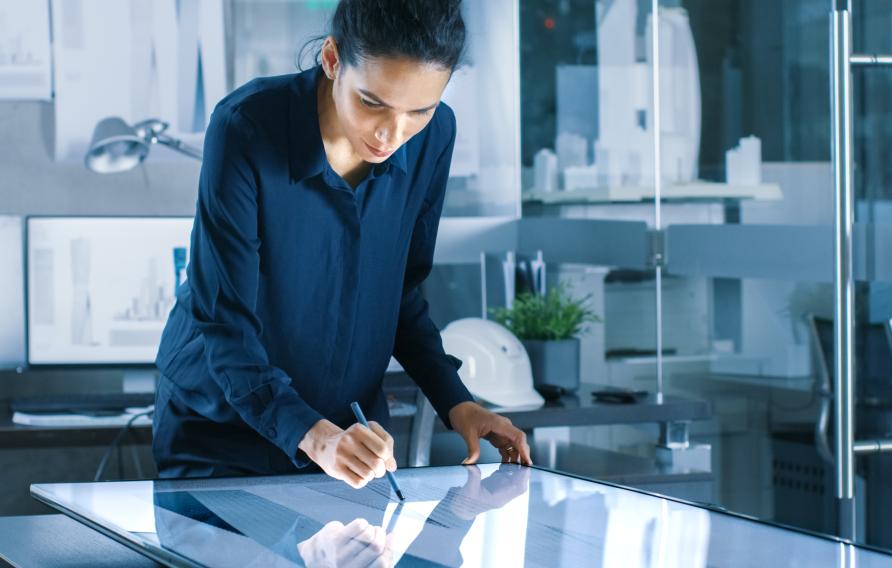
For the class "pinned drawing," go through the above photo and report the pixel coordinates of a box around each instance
[51,0,227,161]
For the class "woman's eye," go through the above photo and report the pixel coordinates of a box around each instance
[360,98,381,108]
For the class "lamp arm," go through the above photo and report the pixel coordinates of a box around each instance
[155,134,203,161]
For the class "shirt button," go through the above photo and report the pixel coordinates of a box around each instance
[267,427,277,438]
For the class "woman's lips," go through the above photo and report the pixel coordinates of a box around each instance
[365,141,392,158]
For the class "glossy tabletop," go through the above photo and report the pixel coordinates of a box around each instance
[31,464,891,568]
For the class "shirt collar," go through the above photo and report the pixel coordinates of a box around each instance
[288,66,326,182]
[288,66,407,183]
[387,143,408,174]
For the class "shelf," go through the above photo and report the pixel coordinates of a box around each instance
[523,181,783,204]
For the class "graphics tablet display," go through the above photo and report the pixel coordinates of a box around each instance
[32,464,891,567]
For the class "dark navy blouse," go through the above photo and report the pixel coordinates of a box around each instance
[153,66,473,476]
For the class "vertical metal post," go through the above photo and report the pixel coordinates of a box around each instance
[651,0,664,404]
[480,251,488,319]
[830,6,857,541]
[407,392,435,467]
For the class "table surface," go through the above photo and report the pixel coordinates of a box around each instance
[24,464,892,568]
[482,383,711,430]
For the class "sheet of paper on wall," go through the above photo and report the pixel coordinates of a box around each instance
[51,0,227,162]
[441,65,480,178]
[0,0,52,100]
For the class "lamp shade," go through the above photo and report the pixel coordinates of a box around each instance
[84,117,150,174]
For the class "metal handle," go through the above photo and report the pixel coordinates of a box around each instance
[830,7,856,540]
[854,439,892,455]
[850,53,892,66]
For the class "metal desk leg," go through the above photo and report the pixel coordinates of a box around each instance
[659,421,690,448]
[407,391,436,467]
[656,421,711,471]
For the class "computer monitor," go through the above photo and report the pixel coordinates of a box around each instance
[0,216,25,369]
[26,217,193,366]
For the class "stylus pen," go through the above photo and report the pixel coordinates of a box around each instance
[385,501,404,534]
[350,401,405,500]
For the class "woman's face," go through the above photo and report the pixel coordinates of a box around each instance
[320,38,452,163]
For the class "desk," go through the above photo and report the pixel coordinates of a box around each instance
[0,380,708,456]
[0,404,158,516]
[0,381,710,515]
[406,382,712,467]
[494,384,710,428]
[0,405,153,448]
[20,464,892,567]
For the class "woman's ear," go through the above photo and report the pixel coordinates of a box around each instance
[320,37,340,80]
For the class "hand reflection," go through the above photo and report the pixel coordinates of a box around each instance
[297,518,393,568]
[449,464,531,520]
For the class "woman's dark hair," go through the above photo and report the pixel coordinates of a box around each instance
[299,0,466,72]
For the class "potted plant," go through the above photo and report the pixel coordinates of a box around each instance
[490,284,600,399]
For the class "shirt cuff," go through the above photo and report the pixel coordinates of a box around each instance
[255,389,325,469]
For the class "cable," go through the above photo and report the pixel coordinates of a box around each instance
[127,429,144,479]
[94,408,154,482]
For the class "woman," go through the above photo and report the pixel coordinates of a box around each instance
[153,0,532,488]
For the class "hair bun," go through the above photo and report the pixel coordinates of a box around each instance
[328,0,466,71]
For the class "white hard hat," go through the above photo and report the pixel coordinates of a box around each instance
[441,318,545,408]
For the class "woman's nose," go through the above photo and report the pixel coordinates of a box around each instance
[376,116,407,146]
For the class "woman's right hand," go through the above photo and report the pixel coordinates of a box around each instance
[298,419,397,488]
[297,518,393,568]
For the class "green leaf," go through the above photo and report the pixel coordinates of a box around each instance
[489,282,601,340]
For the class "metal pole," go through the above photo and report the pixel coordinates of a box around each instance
[480,251,488,319]
[651,0,664,404]
[830,7,857,541]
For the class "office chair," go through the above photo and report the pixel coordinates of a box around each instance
[808,315,892,464]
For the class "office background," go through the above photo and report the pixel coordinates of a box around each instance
[0,0,890,554]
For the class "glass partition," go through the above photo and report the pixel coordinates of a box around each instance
[519,0,659,396]
[850,1,892,549]
[653,0,834,527]
[513,0,888,548]
[653,0,892,551]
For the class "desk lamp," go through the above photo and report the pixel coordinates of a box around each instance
[84,117,203,173]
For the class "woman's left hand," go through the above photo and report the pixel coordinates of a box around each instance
[448,402,532,466]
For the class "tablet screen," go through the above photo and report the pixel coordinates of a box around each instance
[32,464,890,567]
